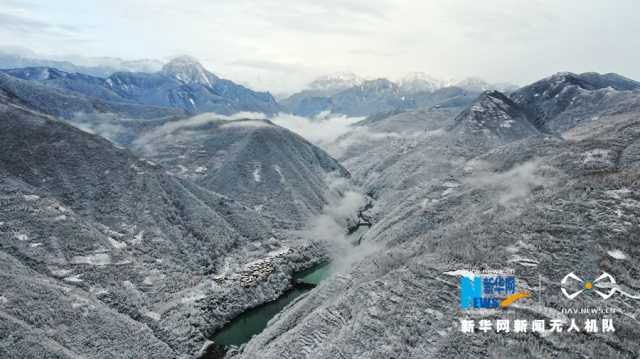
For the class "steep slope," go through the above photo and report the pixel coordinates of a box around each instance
[329,90,538,209]
[2,67,129,103]
[107,56,281,115]
[132,115,350,224]
[449,90,542,148]
[510,72,640,132]
[0,72,185,119]
[0,94,327,357]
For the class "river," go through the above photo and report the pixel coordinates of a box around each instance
[206,262,331,354]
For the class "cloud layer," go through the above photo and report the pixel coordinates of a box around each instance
[2,1,638,94]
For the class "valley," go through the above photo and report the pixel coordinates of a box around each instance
[1,54,639,359]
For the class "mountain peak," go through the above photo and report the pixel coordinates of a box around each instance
[455,77,491,92]
[162,56,217,85]
[450,90,540,143]
[398,72,445,93]
[308,72,364,92]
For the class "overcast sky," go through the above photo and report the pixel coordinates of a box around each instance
[1,0,639,93]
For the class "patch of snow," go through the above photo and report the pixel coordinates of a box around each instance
[441,188,456,196]
[605,188,632,200]
[177,164,188,174]
[144,310,161,321]
[180,291,207,304]
[108,237,127,249]
[132,231,144,245]
[443,269,475,279]
[29,243,43,248]
[442,181,460,188]
[64,274,84,283]
[23,194,40,201]
[90,286,109,296]
[194,166,207,174]
[71,253,111,266]
[273,165,285,183]
[500,120,514,128]
[253,164,262,183]
[582,148,614,165]
[608,249,627,260]
[50,268,72,277]
[507,255,539,267]
[14,233,28,241]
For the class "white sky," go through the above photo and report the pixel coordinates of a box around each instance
[1,0,639,94]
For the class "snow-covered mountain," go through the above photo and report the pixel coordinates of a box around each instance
[0,47,162,77]
[132,115,349,223]
[235,73,640,358]
[308,72,364,93]
[398,72,447,93]
[0,57,282,116]
[0,88,348,357]
[160,55,219,86]
[281,74,518,117]
[3,60,640,359]
[0,71,185,119]
[511,71,640,132]
[449,90,542,148]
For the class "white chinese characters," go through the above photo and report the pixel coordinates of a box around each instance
[460,318,615,334]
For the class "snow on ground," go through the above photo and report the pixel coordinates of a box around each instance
[132,231,144,245]
[63,274,84,283]
[273,165,285,183]
[607,249,628,260]
[71,253,111,266]
[443,269,476,279]
[144,310,161,321]
[108,237,127,249]
[23,194,40,201]
[14,233,28,241]
[253,164,262,182]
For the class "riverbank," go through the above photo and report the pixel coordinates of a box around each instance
[203,262,331,357]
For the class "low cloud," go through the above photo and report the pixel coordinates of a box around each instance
[464,159,556,206]
[69,112,129,144]
[132,111,267,153]
[303,175,381,273]
[270,112,364,149]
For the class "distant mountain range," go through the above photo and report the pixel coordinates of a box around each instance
[0,56,281,118]
[0,49,525,119]
[280,72,519,117]
[0,47,163,77]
